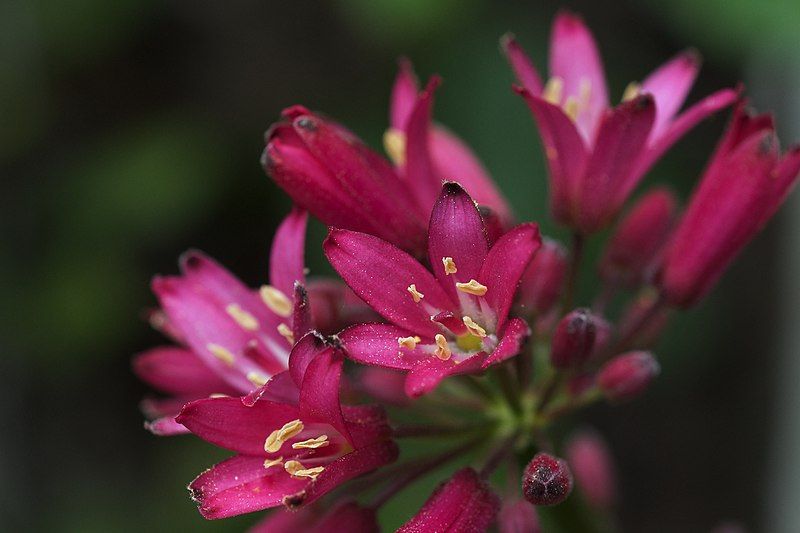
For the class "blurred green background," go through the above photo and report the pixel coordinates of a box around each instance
[2,0,800,531]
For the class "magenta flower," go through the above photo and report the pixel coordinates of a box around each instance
[498,498,540,533]
[503,11,737,233]
[176,334,398,519]
[133,209,309,435]
[565,430,617,509]
[250,500,378,533]
[326,182,540,397]
[397,468,500,533]
[659,103,800,307]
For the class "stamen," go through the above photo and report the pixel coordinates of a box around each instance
[277,323,295,345]
[263,457,283,469]
[265,419,305,453]
[246,371,269,387]
[226,303,259,331]
[260,285,293,317]
[383,128,406,166]
[442,257,458,275]
[462,316,487,338]
[284,460,325,481]
[622,82,641,103]
[207,343,235,366]
[542,77,564,104]
[292,435,329,449]
[407,284,425,303]
[578,78,592,107]
[563,96,580,121]
[434,334,452,361]
[456,279,488,296]
[398,336,422,349]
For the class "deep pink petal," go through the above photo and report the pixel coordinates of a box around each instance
[499,499,540,533]
[270,208,308,296]
[299,346,351,444]
[404,76,445,214]
[249,507,319,533]
[314,501,379,533]
[144,416,190,436]
[324,229,455,337]
[397,468,500,533]
[501,33,544,94]
[133,346,236,397]
[188,455,307,519]
[243,370,300,407]
[428,182,489,299]
[140,395,194,419]
[641,50,700,139]
[404,353,485,397]
[339,323,431,370]
[288,332,329,388]
[517,238,568,316]
[481,317,531,368]
[291,283,313,340]
[390,58,419,130]
[549,11,609,139]
[478,223,541,331]
[342,405,393,448]
[576,94,656,233]
[513,87,587,225]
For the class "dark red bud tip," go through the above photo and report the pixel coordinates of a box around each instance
[522,453,573,506]
[597,351,660,402]
[550,308,597,368]
[281,104,313,120]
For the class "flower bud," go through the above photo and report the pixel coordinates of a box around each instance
[597,351,660,402]
[518,239,568,316]
[550,309,597,368]
[599,187,677,288]
[565,430,617,509]
[522,453,573,506]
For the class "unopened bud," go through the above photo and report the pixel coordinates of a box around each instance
[565,430,617,509]
[551,309,597,368]
[522,453,573,506]
[597,351,660,402]
[518,239,568,316]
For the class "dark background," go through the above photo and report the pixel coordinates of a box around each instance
[2,0,799,531]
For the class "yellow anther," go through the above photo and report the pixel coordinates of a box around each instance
[264,419,305,453]
[462,316,487,338]
[442,257,458,275]
[284,460,325,481]
[398,335,422,350]
[407,284,425,303]
[383,128,406,166]
[226,303,259,331]
[542,77,564,104]
[260,285,293,317]
[246,371,269,387]
[277,323,295,345]
[434,334,452,361]
[622,82,641,103]
[207,343,235,366]
[578,78,592,106]
[563,96,580,121]
[292,435,329,449]
[456,279,488,296]
[263,457,283,470]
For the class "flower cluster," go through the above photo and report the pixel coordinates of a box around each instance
[133,11,800,532]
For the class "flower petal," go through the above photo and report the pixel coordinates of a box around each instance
[390,58,419,130]
[144,416,190,436]
[549,11,609,139]
[299,345,351,444]
[404,76,445,214]
[270,208,308,297]
[404,353,485,397]
[288,332,329,388]
[478,223,541,331]
[133,346,236,397]
[397,468,500,533]
[324,229,455,337]
[501,33,544,94]
[481,317,531,368]
[641,50,700,139]
[188,454,307,519]
[242,370,299,407]
[339,323,432,370]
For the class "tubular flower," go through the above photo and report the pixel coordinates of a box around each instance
[133,209,310,435]
[176,334,398,519]
[327,182,540,397]
[659,103,800,307]
[503,11,737,233]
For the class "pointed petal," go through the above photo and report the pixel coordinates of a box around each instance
[291,283,313,340]
[501,33,544,94]
[513,87,587,225]
[576,94,656,233]
[299,346,350,444]
[404,354,485,397]
[270,208,308,296]
[243,370,299,407]
[478,223,541,331]
[133,346,236,397]
[324,229,455,337]
[550,11,609,139]
[641,50,700,138]
[404,76,445,213]
[288,332,329,387]
[339,323,432,370]
[188,455,307,519]
[390,58,420,130]
[397,468,500,533]
[144,416,190,436]
[481,318,531,368]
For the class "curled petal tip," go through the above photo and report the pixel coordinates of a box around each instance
[281,104,313,120]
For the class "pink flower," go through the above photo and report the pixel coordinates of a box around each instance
[327,182,540,397]
[503,11,737,233]
[516,238,568,318]
[565,430,617,509]
[176,334,398,519]
[597,351,660,402]
[251,500,378,533]
[498,498,540,533]
[659,103,800,307]
[387,59,514,227]
[397,468,500,533]
[133,209,310,435]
